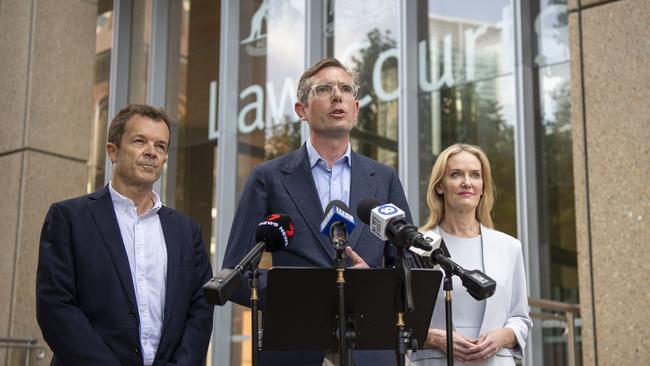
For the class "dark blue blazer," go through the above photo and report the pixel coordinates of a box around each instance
[223,145,412,366]
[36,186,213,366]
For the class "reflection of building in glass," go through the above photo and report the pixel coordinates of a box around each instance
[88,6,113,193]
[423,12,512,89]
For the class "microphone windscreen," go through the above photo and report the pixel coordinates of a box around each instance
[255,214,294,252]
[323,200,350,218]
[356,198,382,225]
[320,200,356,237]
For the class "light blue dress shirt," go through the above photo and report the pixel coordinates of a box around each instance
[109,183,167,366]
[306,138,352,211]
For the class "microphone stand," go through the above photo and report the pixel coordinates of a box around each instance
[334,242,351,366]
[393,248,416,366]
[441,267,454,366]
[247,252,264,366]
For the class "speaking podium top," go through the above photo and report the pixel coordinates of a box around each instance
[261,267,442,351]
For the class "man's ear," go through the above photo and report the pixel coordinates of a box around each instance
[294,101,307,121]
[106,142,118,163]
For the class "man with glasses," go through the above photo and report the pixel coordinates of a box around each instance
[223,57,411,366]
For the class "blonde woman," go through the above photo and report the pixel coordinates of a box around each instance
[410,143,531,366]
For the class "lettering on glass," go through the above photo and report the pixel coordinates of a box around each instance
[229,5,514,135]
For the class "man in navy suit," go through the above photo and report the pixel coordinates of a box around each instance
[36,104,213,365]
[223,58,412,365]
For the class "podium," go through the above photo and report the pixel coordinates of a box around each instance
[261,267,442,351]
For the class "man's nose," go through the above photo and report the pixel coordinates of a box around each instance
[143,144,157,157]
[331,85,343,102]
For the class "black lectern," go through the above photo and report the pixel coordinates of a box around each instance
[261,267,442,353]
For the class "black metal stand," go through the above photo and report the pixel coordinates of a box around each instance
[334,244,351,366]
[443,270,454,366]
[249,268,262,366]
[394,248,417,366]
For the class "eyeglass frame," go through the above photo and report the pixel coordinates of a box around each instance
[308,82,360,100]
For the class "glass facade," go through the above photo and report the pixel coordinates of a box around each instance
[416,0,518,236]
[88,0,114,193]
[326,0,401,168]
[532,0,579,364]
[128,0,152,104]
[232,0,306,363]
[164,0,219,259]
[94,1,578,365]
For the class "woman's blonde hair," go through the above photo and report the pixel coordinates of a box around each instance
[421,143,495,231]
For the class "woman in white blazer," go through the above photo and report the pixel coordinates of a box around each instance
[410,144,532,366]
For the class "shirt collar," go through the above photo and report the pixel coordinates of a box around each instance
[306,137,352,169]
[109,182,162,216]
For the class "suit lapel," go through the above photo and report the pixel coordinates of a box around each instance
[159,207,180,330]
[479,225,498,334]
[87,186,137,308]
[280,146,336,259]
[348,152,378,249]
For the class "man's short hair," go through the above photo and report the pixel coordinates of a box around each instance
[296,57,358,106]
[107,104,171,147]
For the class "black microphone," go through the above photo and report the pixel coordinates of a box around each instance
[358,199,496,300]
[430,241,496,301]
[320,200,356,248]
[410,226,496,300]
[203,214,294,306]
[356,198,432,251]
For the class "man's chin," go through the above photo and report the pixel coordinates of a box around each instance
[132,173,161,187]
[314,125,353,139]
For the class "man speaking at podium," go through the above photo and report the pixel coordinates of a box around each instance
[223,57,411,365]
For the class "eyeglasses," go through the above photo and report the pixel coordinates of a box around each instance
[310,82,360,99]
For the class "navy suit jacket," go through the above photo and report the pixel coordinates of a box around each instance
[36,186,213,366]
[223,144,412,366]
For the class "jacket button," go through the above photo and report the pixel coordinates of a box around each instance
[129,309,135,317]
[133,348,139,356]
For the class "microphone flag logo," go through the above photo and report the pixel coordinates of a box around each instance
[378,205,398,215]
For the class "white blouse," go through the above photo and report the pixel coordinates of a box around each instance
[439,228,486,339]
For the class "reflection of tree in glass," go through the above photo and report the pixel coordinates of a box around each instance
[438,82,517,237]
[350,29,398,165]
[548,0,568,46]
[264,120,301,161]
[539,78,577,303]
[535,0,569,65]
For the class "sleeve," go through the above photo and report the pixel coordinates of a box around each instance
[504,240,533,358]
[166,221,214,365]
[221,167,271,306]
[36,204,122,365]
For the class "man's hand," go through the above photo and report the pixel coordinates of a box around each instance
[346,246,369,268]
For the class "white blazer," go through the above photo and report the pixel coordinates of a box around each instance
[410,225,532,366]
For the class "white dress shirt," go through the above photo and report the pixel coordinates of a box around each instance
[109,183,167,366]
[306,137,352,210]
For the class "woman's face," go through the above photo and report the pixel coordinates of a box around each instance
[436,151,484,214]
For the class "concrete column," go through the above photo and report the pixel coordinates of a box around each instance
[569,0,650,365]
[0,0,97,364]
